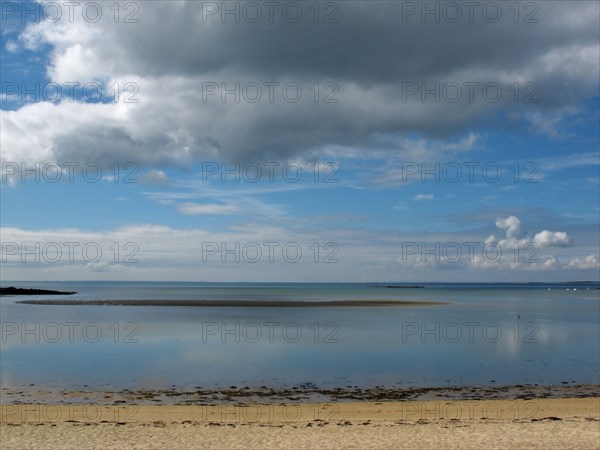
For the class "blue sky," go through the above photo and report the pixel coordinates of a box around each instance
[1,0,599,281]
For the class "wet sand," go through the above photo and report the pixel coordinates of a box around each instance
[2,384,598,405]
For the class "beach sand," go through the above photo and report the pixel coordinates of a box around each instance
[2,398,599,449]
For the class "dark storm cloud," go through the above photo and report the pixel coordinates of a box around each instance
[3,1,598,166]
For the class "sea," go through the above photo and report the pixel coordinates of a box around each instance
[1,281,599,391]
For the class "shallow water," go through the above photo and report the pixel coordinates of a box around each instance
[1,281,598,390]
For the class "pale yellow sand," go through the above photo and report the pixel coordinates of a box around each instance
[1,398,599,449]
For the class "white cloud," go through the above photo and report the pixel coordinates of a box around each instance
[414,194,434,201]
[509,256,561,272]
[492,216,573,250]
[474,216,578,272]
[177,202,241,215]
[5,40,18,53]
[539,257,561,270]
[495,216,521,239]
[568,255,600,270]
[533,230,571,247]
[141,169,170,186]
[0,217,597,281]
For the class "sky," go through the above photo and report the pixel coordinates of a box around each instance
[0,0,599,282]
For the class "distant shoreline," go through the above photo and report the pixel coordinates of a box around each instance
[2,281,599,285]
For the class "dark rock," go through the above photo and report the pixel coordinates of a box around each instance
[0,287,76,296]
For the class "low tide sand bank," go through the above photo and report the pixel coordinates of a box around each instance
[15,299,449,307]
[2,398,599,449]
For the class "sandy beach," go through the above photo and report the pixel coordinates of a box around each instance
[2,397,599,449]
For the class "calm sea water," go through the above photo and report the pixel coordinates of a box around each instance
[1,281,599,390]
